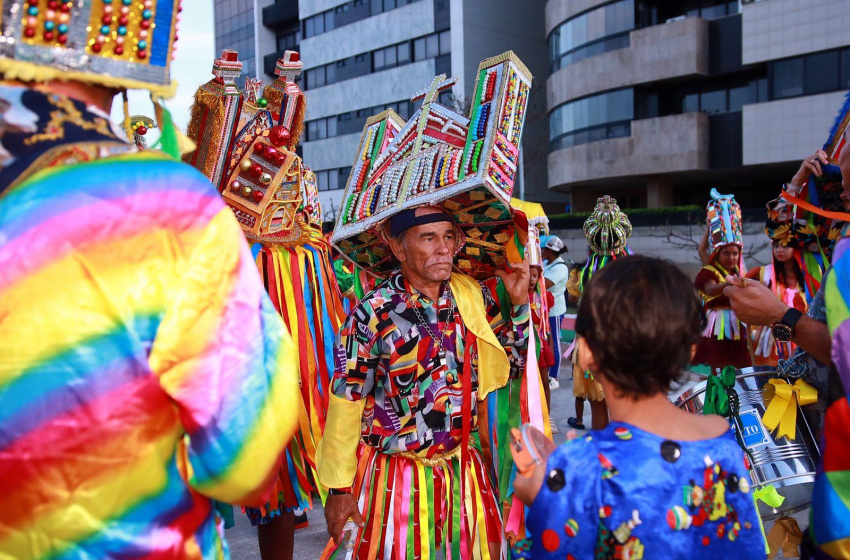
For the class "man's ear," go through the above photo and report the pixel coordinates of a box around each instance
[386,235,406,264]
[690,343,697,362]
[577,337,598,375]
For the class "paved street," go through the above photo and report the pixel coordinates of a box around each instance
[228,372,807,559]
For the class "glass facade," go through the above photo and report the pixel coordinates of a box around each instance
[548,0,635,72]
[549,89,634,151]
[214,0,256,84]
[769,47,850,101]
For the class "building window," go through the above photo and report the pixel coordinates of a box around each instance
[314,166,351,191]
[769,48,850,101]
[304,0,422,39]
[549,89,634,151]
[276,29,300,51]
[548,0,634,73]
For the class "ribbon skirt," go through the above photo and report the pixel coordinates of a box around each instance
[321,442,504,560]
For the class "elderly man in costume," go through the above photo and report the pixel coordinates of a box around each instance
[317,52,535,559]
[321,205,530,559]
[0,4,300,558]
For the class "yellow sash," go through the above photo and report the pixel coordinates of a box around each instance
[449,272,511,400]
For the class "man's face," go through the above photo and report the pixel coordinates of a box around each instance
[393,217,457,283]
[839,141,850,211]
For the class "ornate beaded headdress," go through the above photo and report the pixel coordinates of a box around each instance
[184,49,321,246]
[0,0,181,97]
[706,188,743,254]
[332,51,532,279]
[583,195,631,256]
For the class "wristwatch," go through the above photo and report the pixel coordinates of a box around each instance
[772,308,804,342]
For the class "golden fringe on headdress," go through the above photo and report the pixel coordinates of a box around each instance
[0,58,177,99]
[182,85,225,177]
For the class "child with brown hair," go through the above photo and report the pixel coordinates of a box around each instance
[512,256,766,560]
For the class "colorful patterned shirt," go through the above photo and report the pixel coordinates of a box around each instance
[332,270,529,456]
[0,87,299,559]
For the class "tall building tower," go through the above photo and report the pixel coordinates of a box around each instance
[214,0,299,86]
[545,0,850,211]
[254,0,551,221]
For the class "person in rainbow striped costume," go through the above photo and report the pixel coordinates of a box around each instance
[0,4,301,557]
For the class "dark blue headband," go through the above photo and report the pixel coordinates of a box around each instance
[388,209,454,237]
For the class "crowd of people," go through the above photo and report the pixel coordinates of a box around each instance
[0,9,848,560]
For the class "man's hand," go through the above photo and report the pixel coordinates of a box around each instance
[723,275,788,326]
[790,149,829,186]
[495,255,530,305]
[324,493,364,545]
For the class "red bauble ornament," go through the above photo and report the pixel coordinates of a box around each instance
[102,15,112,24]
[137,50,147,59]
[137,126,148,135]
[60,3,70,11]
[48,0,59,8]
[114,45,124,55]
[140,19,150,28]
[274,152,286,165]
[254,142,265,157]
[305,205,314,214]
[265,147,277,160]
[91,42,102,53]
[252,189,264,202]
[24,27,35,38]
[44,31,54,41]
[57,34,67,44]
[229,180,241,191]
[249,164,263,177]
[268,125,290,147]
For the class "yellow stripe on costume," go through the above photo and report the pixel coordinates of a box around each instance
[0,229,200,386]
[417,462,430,560]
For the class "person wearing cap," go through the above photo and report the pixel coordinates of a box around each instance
[541,235,569,395]
[316,205,531,560]
[0,10,300,558]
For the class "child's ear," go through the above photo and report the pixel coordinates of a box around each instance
[690,344,697,362]
[577,337,598,374]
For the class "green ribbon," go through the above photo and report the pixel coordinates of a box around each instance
[703,366,737,416]
[151,102,180,159]
[753,485,786,508]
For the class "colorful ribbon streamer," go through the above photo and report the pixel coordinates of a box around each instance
[703,366,737,416]
[753,485,786,509]
[766,516,802,559]
[762,378,818,441]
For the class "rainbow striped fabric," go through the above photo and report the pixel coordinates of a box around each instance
[0,151,300,559]
[817,236,850,558]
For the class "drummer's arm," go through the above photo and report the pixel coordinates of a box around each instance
[789,316,831,365]
[724,278,832,364]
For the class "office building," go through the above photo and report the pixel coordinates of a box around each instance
[545,0,850,211]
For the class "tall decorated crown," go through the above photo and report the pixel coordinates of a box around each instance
[707,188,743,253]
[583,195,631,256]
[183,49,321,246]
[331,51,532,279]
[0,0,181,97]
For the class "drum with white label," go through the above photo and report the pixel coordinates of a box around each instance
[671,366,819,520]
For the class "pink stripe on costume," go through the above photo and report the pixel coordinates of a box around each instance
[0,191,222,291]
[159,240,270,433]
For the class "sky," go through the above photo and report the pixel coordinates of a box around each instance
[109,0,215,141]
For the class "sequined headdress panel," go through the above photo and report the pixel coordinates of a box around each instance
[583,196,632,256]
[331,51,533,279]
[183,49,321,246]
[0,0,181,97]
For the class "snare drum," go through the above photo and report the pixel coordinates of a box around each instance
[671,366,820,520]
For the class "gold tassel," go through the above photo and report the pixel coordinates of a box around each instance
[122,90,132,141]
